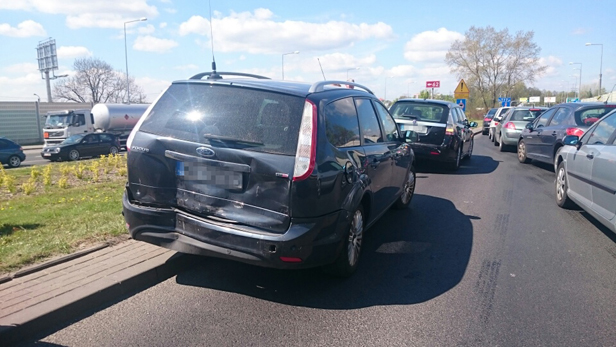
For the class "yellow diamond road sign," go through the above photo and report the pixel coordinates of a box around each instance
[454,79,469,100]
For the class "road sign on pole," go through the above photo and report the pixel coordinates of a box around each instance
[498,97,511,107]
[456,99,467,112]
[454,79,470,100]
[426,81,440,88]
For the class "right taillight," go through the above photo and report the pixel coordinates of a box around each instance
[484,117,491,122]
[293,100,317,181]
[504,122,516,130]
[445,123,455,135]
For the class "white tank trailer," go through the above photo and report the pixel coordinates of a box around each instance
[43,103,150,148]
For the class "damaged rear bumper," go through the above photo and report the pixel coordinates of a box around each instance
[122,192,349,269]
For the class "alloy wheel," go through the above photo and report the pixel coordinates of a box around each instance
[400,171,416,204]
[556,167,566,202]
[347,209,364,267]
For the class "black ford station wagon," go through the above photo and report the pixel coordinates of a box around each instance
[123,72,417,277]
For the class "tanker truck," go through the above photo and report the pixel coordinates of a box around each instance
[43,104,150,148]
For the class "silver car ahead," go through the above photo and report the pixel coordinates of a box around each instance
[554,109,616,233]
[493,107,546,152]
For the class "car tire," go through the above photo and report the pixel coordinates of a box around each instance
[449,145,462,171]
[517,140,531,163]
[493,132,499,146]
[463,139,473,160]
[555,161,574,208]
[393,166,416,209]
[489,130,493,141]
[109,146,119,155]
[482,129,488,135]
[325,205,365,277]
[8,155,21,168]
[498,134,506,152]
[68,149,80,161]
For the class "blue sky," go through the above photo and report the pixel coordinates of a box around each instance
[1,0,614,102]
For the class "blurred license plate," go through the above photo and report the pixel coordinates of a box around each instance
[176,162,242,189]
[403,124,427,134]
[43,153,51,157]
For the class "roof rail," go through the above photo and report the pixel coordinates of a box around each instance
[309,81,374,95]
[189,71,271,80]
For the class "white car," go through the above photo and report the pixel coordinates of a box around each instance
[489,106,511,141]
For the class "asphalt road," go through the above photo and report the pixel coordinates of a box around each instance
[27,135,616,346]
[20,148,49,167]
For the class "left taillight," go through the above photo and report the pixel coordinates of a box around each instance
[292,100,317,181]
[504,122,516,130]
[566,127,585,137]
[445,123,455,135]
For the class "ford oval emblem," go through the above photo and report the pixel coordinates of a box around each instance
[196,147,215,157]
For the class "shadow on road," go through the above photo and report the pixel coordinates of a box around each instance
[175,194,476,309]
[416,154,500,175]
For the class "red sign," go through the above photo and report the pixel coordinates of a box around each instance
[426,81,440,88]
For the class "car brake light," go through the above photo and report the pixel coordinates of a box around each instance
[494,122,499,126]
[293,100,317,181]
[484,117,491,122]
[566,128,585,137]
[504,122,516,130]
[280,256,302,263]
[445,123,454,135]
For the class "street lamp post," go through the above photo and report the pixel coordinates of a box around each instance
[570,62,582,100]
[33,93,40,103]
[346,67,359,80]
[281,51,299,80]
[124,17,147,104]
[585,43,603,98]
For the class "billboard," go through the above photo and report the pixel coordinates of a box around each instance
[36,38,58,73]
[426,81,440,88]
[544,96,556,103]
[529,96,541,103]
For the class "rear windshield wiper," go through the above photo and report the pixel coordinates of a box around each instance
[203,134,264,146]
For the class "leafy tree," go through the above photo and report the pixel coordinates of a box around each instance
[53,57,147,103]
[418,90,430,99]
[446,26,547,110]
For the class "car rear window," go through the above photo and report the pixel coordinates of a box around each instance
[510,109,545,121]
[389,102,448,123]
[138,83,305,155]
[575,106,616,126]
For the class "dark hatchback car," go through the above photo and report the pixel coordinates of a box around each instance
[482,108,498,135]
[518,102,616,166]
[123,72,417,277]
[41,133,120,161]
[0,137,26,168]
[389,99,477,170]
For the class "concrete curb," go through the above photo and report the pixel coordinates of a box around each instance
[0,244,189,346]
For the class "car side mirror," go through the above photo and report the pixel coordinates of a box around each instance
[563,135,581,150]
[525,123,534,131]
[469,121,478,128]
[404,130,419,143]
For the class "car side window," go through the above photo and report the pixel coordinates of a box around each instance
[534,108,556,128]
[74,114,86,126]
[100,134,112,142]
[450,109,460,124]
[585,113,616,145]
[323,97,360,148]
[547,108,569,126]
[373,101,399,142]
[84,135,98,144]
[355,98,383,144]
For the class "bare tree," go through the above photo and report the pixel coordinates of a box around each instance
[53,57,147,103]
[446,26,547,110]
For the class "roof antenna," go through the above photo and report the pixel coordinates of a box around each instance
[207,0,221,79]
[605,84,615,104]
[317,58,326,80]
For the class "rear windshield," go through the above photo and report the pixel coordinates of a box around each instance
[138,83,305,155]
[389,102,448,123]
[575,106,616,126]
[486,108,498,118]
[510,109,545,121]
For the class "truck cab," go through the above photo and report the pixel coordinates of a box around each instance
[43,109,93,147]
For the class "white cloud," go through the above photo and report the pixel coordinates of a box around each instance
[538,55,563,77]
[179,9,394,54]
[159,22,167,28]
[57,46,93,59]
[404,28,464,63]
[3,63,40,75]
[173,64,199,70]
[133,35,178,53]
[164,8,176,14]
[138,24,155,34]
[0,1,158,29]
[0,20,46,37]
[135,76,171,101]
